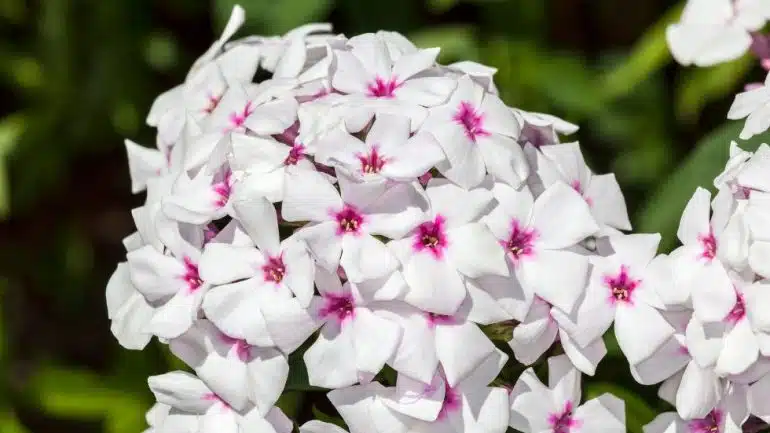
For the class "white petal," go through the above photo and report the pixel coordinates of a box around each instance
[395,76,456,106]
[403,252,467,315]
[519,249,589,314]
[435,320,496,387]
[675,361,722,420]
[391,48,438,80]
[383,372,444,421]
[332,51,370,94]
[262,297,324,354]
[148,371,212,413]
[677,187,712,246]
[229,134,288,173]
[352,308,401,376]
[574,394,626,433]
[431,122,486,189]
[305,324,359,388]
[477,134,529,188]
[125,140,165,193]
[282,240,316,307]
[749,241,770,278]
[231,197,280,254]
[299,421,349,433]
[146,289,205,339]
[386,307,439,383]
[379,132,445,180]
[586,173,632,231]
[614,303,674,365]
[630,335,690,386]
[111,292,154,350]
[282,170,342,222]
[328,383,398,433]
[559,330,606,377]
[607,233,661,270]
[126,245,185,301]
[425,178,493,228]
[447,223,508,278]
[530,183,598,249]
[690,263,737,323]
[510,308,558,366]
[295,222,342,271]
[246,347,290,414]
[198,243,262,285]
[716,319,759,376]
[455,387,510,433]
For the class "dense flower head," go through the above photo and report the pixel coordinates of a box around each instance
[107,3,770,433]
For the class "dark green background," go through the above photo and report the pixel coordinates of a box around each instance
[0,1,767,432]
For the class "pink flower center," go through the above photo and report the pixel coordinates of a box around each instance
[319,292,356,323]
[284,144,306,166]
[203,93,222,114]
[687,409,722,433]
[698,229,717,261]
[548,402,581,433]
[227,101,254,130]
[219,334,252,362]
[724,291,746,324]
[426,312,455,328]
[412,215,449,259]
[334,205,365,236]
[504,220,537,263]
[437,380,461,420]
[367,76,399,98]
[603,265,640,304]
[357,146,388,174]
[453,101,488,142]
[182,256,204,293]
[212,170,232,208]
[262,255,286,284]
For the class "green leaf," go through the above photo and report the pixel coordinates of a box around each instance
[312,405,346,428]
[675,55,753,121]
[214,0,334,34]
[29,364,148,419]
[637,122,770,252]
[584,382,656,433]
[600,3,683,100]
[409,26,480,63]
[0,410,28,433]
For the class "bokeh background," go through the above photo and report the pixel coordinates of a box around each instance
[1,0,768,432]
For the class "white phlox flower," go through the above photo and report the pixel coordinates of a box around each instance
[509,355,626,433]
[666,0,770,67]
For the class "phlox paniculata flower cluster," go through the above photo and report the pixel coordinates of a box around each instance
[103,3,770,433]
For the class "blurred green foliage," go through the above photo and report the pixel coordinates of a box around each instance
[0,0,765,432]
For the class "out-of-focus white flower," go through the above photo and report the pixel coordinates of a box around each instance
[728,72,770,140]
[667,0,770,67]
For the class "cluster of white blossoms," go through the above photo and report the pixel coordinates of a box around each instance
[104,3,770,433]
